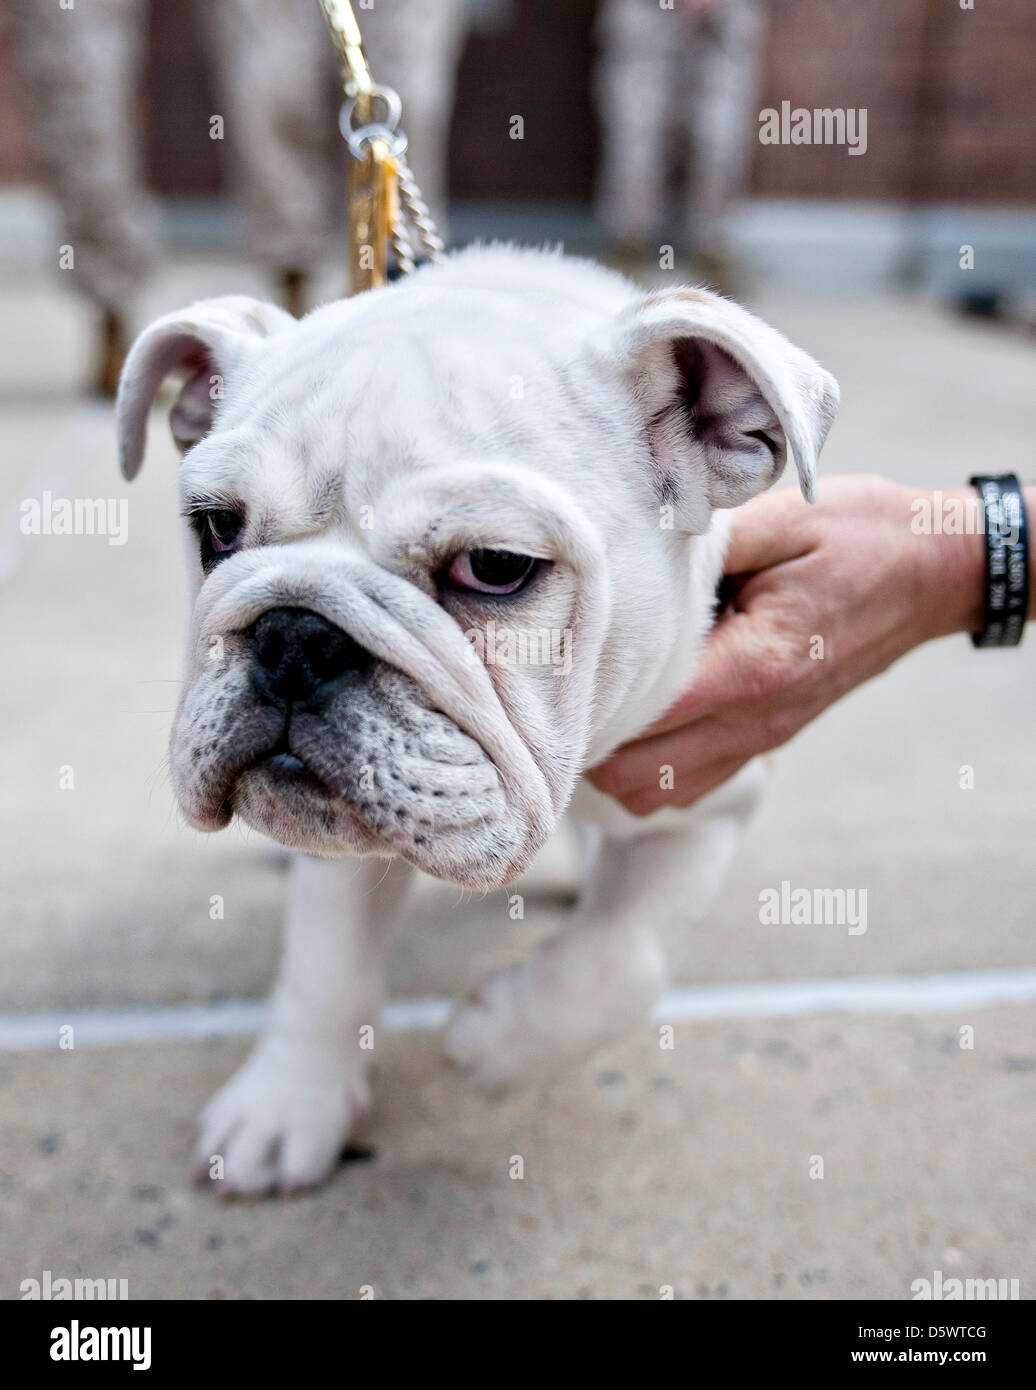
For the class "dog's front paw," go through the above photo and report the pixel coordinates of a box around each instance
[444,971,602,1089]
[193,1036,367,1197]
[444,934,666,1090]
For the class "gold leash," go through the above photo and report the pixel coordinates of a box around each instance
[317,0,444,295]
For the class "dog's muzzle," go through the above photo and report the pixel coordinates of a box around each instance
[171,547,559,884]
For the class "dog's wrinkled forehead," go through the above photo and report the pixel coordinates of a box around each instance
[119,248,838,548]
[186,285,596,534]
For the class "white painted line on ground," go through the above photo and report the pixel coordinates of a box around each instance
[653,968,1036,1021]
[0,399,112,584]
[1,967,1034,1053]
[0,999,268,1053]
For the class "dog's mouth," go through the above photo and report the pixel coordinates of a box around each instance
[195,704,522,882]
[171,636,553,885]
[252,748,331,797]
[231,734,378,853]
[262,749,317,779]
[175,701,375,849]
[252,726,329,793]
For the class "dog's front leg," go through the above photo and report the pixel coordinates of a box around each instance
[445,765,763,1088]
[194,853,412,1195]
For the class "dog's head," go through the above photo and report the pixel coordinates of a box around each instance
[117,249,837,888]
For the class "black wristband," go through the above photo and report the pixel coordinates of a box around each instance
[968,474,1028,648]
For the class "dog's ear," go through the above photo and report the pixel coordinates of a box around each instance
[610,287,839,533]
[115,296,295,480]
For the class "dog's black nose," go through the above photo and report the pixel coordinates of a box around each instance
[250,607,370,707]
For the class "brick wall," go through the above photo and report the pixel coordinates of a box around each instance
[1,0,1032,203]
[753,0,1036,202]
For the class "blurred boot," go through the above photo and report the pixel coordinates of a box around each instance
[694,249,747,300]
[94,308,129,399]
[279,268,308,320]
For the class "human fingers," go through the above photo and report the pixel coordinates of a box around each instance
[721,488,818,576]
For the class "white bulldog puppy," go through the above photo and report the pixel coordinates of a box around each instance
[117,246,838,1195]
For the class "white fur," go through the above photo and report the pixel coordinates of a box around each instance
[117,245,838,1194]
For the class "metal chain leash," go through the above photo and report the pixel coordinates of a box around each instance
[396,159,446,262]
[317,0,444,292]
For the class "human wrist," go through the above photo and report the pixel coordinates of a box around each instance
[911,485,987,640]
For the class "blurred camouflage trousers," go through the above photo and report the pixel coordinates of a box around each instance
[11,0,155,311]
[12,0,469,313]
[198,0,469,275]
[594,0,768,256]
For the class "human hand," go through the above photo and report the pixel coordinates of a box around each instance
[587,475,987,815]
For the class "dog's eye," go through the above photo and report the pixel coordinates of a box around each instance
[190,507,244,571]
[445,548,538,595]
[204,509,244,553]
